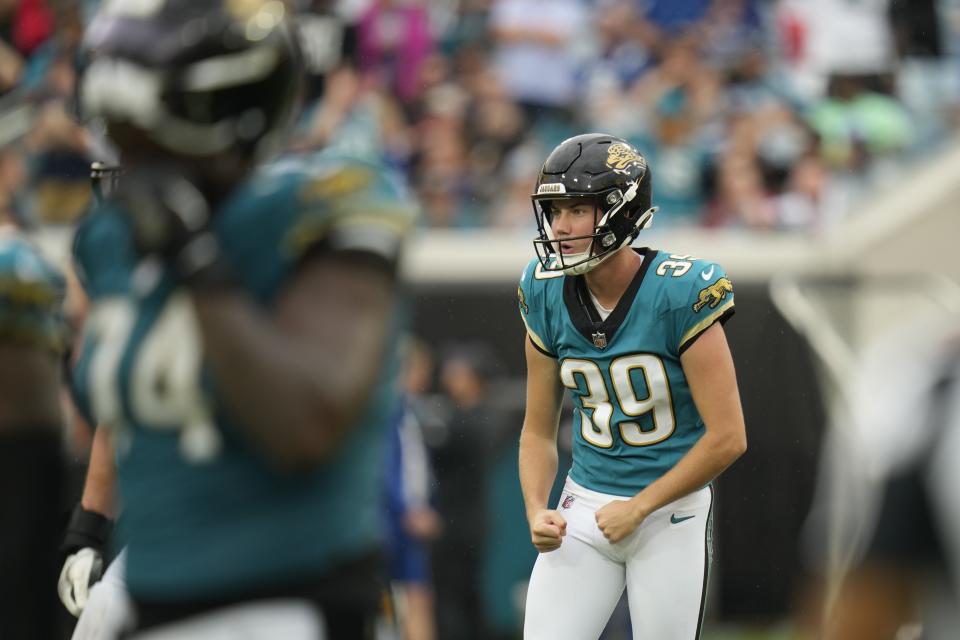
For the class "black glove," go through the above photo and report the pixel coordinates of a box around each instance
[114,165,234,287]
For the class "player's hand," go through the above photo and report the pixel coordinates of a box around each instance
[530,509,567,553]
[595,499,645,544]
[57,547,104,617]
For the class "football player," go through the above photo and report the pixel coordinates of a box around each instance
[71,1,417,638]
[0,145,69,640]
[517,133,747,639]
[57,162,132,638]
[810,316,960,640]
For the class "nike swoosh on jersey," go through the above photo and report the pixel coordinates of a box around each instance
[670,513,696,525]
[700,266,715,281]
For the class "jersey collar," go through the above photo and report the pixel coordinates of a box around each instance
[562,247,657,350]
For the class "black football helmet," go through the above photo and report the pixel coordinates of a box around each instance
[532,133,657,275]
[80,0,302,163]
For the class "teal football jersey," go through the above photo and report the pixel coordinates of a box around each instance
[517,249,735,496]
[0,229,66,353]
[72,150,417,600]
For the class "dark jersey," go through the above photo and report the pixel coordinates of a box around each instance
[71,149,417,600]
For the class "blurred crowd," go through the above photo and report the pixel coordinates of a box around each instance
[1,0,958,236]
[3,3,952,637]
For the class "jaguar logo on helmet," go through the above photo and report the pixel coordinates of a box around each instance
[606,143,646,173]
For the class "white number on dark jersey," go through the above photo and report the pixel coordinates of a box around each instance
[560,354,676,448]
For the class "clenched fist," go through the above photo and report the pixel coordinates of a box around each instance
[595,499,645,544]
[529,509,567,553]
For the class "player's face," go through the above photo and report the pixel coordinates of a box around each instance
[549,198,597,255]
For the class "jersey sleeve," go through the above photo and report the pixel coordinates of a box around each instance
[288,159,418,274]
[669,260,735,355]
[517,258,556,358]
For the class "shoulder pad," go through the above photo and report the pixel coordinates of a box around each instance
[287,152,418,264]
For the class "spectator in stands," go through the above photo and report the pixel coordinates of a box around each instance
[698,0,767,70]
[489,0,587,129]
[581,0,652,138]
[461,62,526,219]
[356,0,435,109]
[26,96,91,225]
[490,142,546,229]
[0,36,23,93]
[630,38,721,226]
[0,0,53,59]
[808,74,913,173]
[890,0,960,149]
[413,109,472,227]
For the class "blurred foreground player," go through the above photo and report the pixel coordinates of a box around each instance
[0,146,68,640]
[812,316,960,640]
[74,0,417,637]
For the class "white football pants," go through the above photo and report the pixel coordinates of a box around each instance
[524,478,713,640]
[128,600,328,640]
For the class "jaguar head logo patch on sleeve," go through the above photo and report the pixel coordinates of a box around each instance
[692,277,734,312]
[518,284,529,315]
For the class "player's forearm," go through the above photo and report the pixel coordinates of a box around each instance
[80,426,117,518]
[519,428,559,521]
[191,291,387,468]
[631,428,745,517]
